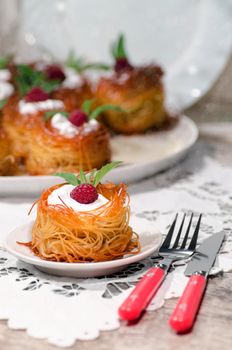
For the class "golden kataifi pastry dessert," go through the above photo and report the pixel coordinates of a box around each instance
[96,65,166,134]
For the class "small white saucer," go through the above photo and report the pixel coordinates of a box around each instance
[4,217,162,278]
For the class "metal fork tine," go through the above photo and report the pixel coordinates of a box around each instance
[188,214,202,250]
[161,214,178,249]
[172,214,186,248]
[180,213,193,249]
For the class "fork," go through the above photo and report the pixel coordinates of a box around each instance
[118,213,202,321]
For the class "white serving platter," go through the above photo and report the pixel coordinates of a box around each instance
[0,115,198,196]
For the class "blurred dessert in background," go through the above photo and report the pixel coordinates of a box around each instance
[25,101,112,175]
[96,34,167,134]
[0,126,16,175]
[0,34,173,176]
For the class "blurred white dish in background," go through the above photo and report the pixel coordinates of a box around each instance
[0,115,198,196]
[18,0,232,110]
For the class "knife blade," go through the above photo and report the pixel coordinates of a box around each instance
[169,232,225,333]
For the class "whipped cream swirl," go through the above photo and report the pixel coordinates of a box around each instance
[62,68,84,89]
[48,184,109,212]
[0,69,11,81]
[18,99,64,115]
[51,113,99,137]
[0,81,14,100]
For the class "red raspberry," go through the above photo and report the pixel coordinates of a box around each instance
[25,87,49,102]
[45,64,66,81]
[114,58,133,73]
[69,110,88,127]
[70,184,98,204]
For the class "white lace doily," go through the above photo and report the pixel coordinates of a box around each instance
[1,129,232,347]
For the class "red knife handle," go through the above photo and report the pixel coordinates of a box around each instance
[118,267,165,321]
[169,274,207,333]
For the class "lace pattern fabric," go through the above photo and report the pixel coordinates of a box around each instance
[0,127,232,347]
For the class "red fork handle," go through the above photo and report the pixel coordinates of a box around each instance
[169,274,207,333]
[118,267,165,321]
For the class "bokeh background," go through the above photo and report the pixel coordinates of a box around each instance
[0,0,232,120]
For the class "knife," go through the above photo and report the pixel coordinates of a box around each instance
[169,231,225,333]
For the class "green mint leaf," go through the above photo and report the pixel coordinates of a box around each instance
[16,64,30,73]
[44,111,69,121]
[79,169,87,184]
[61,111,69,118]
[82,99,94,115]
[93,161,122,186]
[15,65,34,96]
[15,65,39,96]
[0,55,13,69]
[44,111,57,121]
[54,173,80,186]
[66,51,85,73]
[117,34,127,58]
[15,64,60,97]
[66,50,76,65]
[111,34,127,59]
[0,99,8,110]
[16,64,41,85]
[89,104,127,120]
[86,169,97,184]
[0,57,8,69]
[40,78,60,93]
[81,63,111,71]
[66,51,110,73]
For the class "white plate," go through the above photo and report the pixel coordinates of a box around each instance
[1,116,198,196]
[17,0,232,110]
[4,217,162,278]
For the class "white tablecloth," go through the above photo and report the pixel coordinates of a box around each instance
[0,123,232,347]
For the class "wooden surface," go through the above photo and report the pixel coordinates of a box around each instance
[1,273,231,350]
[1,58,232,350]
